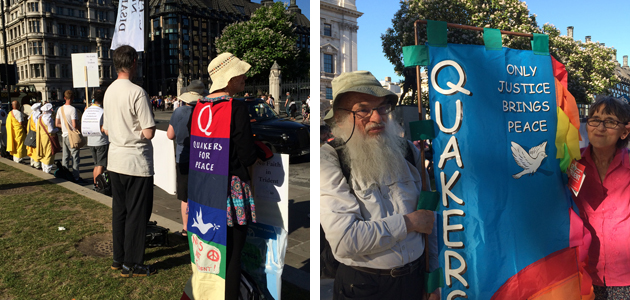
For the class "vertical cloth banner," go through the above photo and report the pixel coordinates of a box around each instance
[185,99,232,300]
[110,0,145,51]
[427,43,580,299]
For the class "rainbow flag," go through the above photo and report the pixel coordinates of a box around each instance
[182,99,232,300]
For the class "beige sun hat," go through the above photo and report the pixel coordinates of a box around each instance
[207,52,251,94]
[178,91,203,104]
[324,70,398,122]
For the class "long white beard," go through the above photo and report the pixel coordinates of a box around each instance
[332,114,408,186]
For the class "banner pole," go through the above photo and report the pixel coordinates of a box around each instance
[84,66,89,110]
[414,20,433,300]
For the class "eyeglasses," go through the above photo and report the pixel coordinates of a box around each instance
[339,104,393,119]
[587,118,626,129]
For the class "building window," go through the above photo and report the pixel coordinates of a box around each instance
[79,10,85,18]
[71,45,79,53]
[60,43,68,56]
[80,26,87,37]
[99,46,109,58]
[104,65,111,79]
[29,21,40,33]
[69,25,77,36]
[98,0,106,5]
[324,54,334,73]
[326,87,333,100]
[28,2,38,12]
[31,64,43,78]
[58,24,66,35]
[61,64,69,77]
[30,42,42,55]
[82,45,89,53]
[44,3,52,12]
[46,22,52,33]
[47,43,54,56]
[324,23,331,36]
[98,11,107,21]
[49,64,56,78]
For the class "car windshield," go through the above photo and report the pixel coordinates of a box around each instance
[248,102,278,121]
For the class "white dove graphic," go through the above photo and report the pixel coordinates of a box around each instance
[192,210,220,234]
[511,141,548,179]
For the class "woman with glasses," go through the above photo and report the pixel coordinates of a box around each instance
[573,96,630,300]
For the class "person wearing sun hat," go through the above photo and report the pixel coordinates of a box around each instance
[166,82,204,238]
[26,102,42,169]
[183,52,258,300]
[37,103,58,174]
[320,70,439,300]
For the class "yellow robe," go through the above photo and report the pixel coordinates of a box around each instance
[36,116,54,165]
[6,111,26,158]
[26,117,40,162]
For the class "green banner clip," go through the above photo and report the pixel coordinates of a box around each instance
[427,20,447,47]
[425,268,444,293]
[559,143,571,173]
[417,190,440,211]
[531,33,549,55]
[403,45,429,67]
[483,28,503,51]
[409,120,435,141]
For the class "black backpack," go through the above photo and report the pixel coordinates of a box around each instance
[320,138,416,278]
[94,171,112,196]
[239,270,264,300]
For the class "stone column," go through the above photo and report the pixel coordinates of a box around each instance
[177,74,184,97]
[340,22,359,72]
[567,26,573,39]
[624,55,628,68]
[269,61,281,114]
[585,36,591,43]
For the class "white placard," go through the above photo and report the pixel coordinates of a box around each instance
[81,107,103,137]
[71,53,100,88]
[152,129,176,195]
[252,154,289,231]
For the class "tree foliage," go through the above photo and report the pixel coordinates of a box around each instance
[215,2,306,82]
[382,0,617,103]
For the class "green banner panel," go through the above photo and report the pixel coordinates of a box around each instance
[403,45,429,67]
[425,268,444,293]
[483,28,503,51]
[409,120,436,141]
[417,190,440,211]
[427,20,447,47]
[531,33,550,55]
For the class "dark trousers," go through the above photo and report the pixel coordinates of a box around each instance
[333,256,426,300]
[110,171,154,265]
[225,223,248,300]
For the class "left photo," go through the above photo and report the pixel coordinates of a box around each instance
[0,0,310,299]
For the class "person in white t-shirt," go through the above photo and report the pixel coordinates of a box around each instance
[55,90,82,182]
[82,89,109,189]
[103,45,157,277]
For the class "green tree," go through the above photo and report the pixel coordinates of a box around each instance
[215,2,306,82]
[382,0,617,103]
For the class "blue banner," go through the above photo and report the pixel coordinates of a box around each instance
[428,43,572,299]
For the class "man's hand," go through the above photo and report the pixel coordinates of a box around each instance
[403,210,434,234]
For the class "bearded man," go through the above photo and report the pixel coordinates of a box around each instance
[320,71,439,300]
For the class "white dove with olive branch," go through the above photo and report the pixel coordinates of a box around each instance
[511,141,548,179]
[192,210,220,234]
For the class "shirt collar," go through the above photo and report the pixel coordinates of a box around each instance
[583,145,630,171]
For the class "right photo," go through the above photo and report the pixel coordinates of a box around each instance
[319,0,630,300]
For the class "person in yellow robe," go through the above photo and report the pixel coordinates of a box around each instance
[37,103,58,174]
[26,103,41,169]
[6,100,26,163]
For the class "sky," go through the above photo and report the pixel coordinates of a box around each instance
[251,0,310,20]
[356,0,630,83]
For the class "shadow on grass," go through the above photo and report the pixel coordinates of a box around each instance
[0,179,53,190]
[145,233,191,270]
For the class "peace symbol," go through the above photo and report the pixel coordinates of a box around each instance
[207,250,220,262]
[198,105,213,136]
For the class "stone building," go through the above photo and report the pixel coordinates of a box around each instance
[610,54,630,99]
[146,0,309,97]
[0,0,117,101]
[320,0,362,105]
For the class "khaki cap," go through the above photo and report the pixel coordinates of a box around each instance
[324,71,398,121]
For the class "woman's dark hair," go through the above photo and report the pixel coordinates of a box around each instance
[589,96,630,148]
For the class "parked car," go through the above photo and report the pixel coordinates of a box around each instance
[242,98,309,157]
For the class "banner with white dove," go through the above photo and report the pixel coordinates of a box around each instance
[427,43,579,299]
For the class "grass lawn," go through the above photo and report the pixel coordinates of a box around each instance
[0,162,309,299]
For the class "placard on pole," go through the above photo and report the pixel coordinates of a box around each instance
[71,53,99,108]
